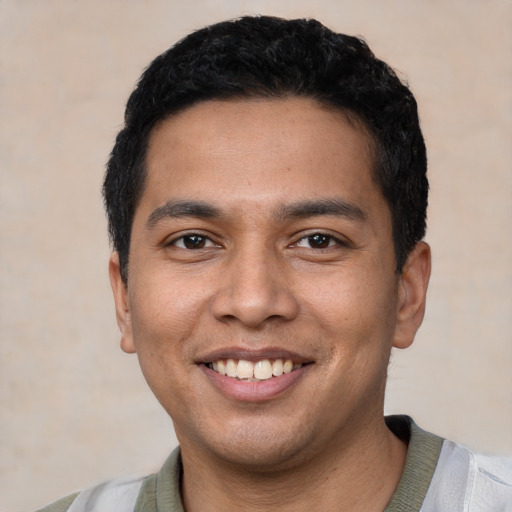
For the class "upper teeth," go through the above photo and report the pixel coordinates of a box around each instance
[210,358,301,380]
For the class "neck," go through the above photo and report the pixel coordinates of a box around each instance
[179,417,407,512]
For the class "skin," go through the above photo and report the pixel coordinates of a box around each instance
[110,97,431,511]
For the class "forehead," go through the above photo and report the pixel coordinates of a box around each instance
[140,97,385,220]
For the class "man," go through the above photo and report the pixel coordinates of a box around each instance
[37,15,511,512]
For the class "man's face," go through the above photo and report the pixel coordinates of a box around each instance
[110,97,426,469]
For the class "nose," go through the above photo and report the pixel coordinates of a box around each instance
[211,246,299,328]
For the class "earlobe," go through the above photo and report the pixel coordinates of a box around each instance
[108,252,136,354]
[393,242,431,349]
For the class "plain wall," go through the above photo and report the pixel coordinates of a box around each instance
[1,1,511,510]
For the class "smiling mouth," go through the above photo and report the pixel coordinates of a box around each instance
[206,358,304,381]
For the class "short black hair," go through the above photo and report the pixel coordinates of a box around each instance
[103,15,428,282]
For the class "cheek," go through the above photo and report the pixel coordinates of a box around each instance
[127,278,204,413]
[128,271,210,357]
[298,265,398,347]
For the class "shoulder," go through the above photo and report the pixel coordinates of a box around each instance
[422,440,512,511]
[470,449,512,509]
[32,448,182,512]
[33,477,145,512]
[34,493,79,512]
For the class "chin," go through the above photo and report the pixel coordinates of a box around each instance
[183,416,316,471]
[215,439,309,472]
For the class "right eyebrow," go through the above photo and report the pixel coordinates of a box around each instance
[145,200,222,229]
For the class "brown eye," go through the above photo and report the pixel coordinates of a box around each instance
[173,234,214,249]
[184,235,206,249]
[307,234,331,249]
[295,233,346,250]
[306,233,334,249]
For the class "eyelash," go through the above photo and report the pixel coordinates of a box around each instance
[294,233,347,250]
[168,232,347,250]
[168,233,218,250]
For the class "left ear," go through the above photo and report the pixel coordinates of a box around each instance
[393,242,431,349]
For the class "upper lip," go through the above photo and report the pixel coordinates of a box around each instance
[196,346,313,365]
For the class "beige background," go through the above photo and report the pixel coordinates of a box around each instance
[1,1,511,510]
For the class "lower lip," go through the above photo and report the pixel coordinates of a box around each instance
[200,364,311,402]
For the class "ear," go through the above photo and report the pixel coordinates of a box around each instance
[393,242,431,349]
[108,252,136,354]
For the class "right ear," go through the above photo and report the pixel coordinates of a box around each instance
[108,252,136,354]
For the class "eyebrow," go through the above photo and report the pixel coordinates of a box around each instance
[146,200,222,229]
[276,198,366,222]
[146,197,366,230]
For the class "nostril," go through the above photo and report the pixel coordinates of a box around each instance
[210,260,299,327]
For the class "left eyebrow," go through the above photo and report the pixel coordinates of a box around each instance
[146,200,222,229]
[276,198,366,222]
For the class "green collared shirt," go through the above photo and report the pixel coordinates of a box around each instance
[36,416,448,512]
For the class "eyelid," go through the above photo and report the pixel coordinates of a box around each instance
[292,230,350,249]
[165,231,220,249]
